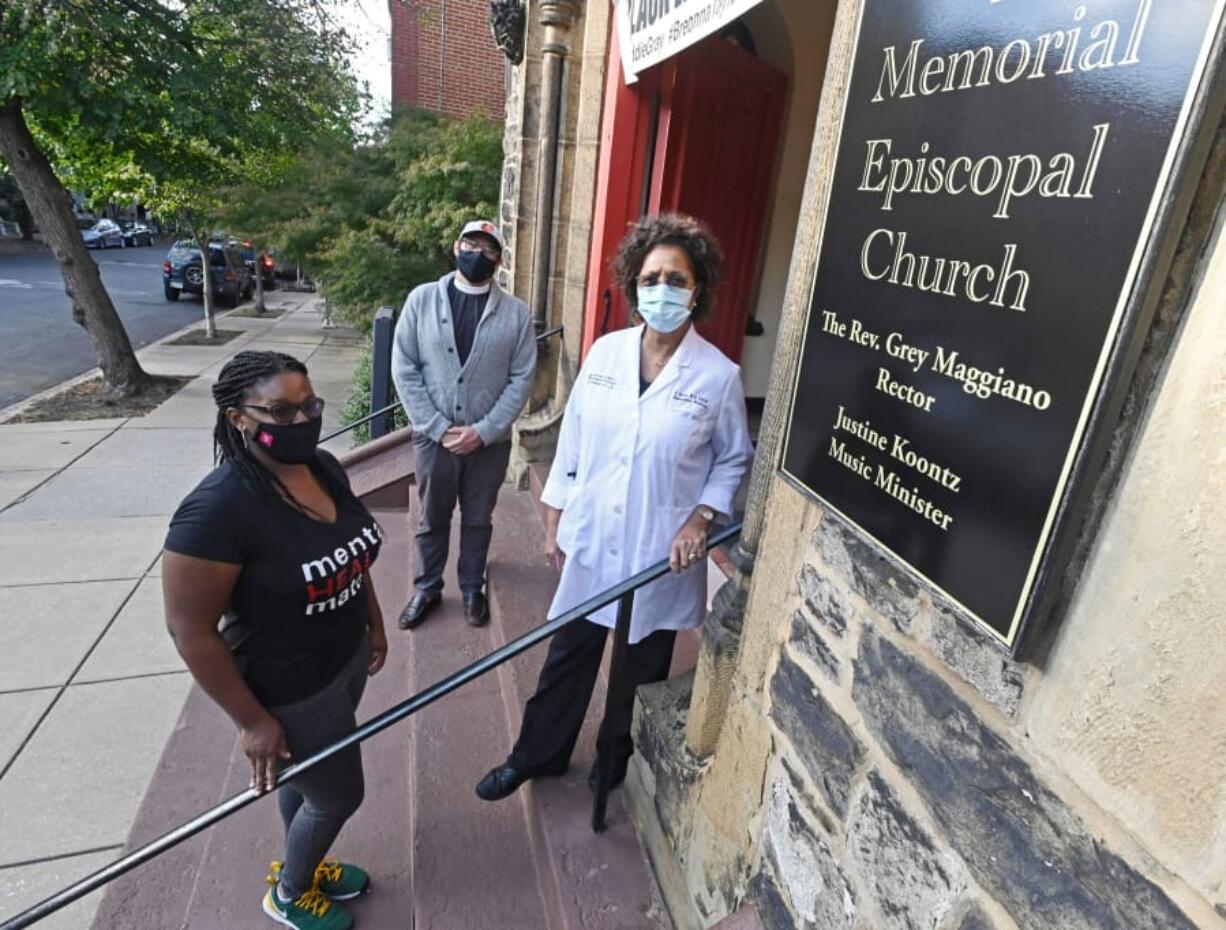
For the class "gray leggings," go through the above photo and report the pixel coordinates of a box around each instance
[266,634,369,898]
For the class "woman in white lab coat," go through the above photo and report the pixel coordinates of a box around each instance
[476,214,754,802]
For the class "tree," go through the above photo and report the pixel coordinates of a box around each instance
[0,172,35,239]
[0,0,362,393]
[219,109,503,334]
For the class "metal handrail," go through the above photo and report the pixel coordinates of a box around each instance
[322,324,566,445]
[320,401,400,444]
[1,521,741,930]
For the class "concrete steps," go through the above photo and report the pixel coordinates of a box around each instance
[485,486,672,930]
[395,496,550,930]
[84,451,672,930]
[89,504,417,930]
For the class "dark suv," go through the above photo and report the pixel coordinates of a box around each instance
[235,240,276,291]
[162,241,251,307]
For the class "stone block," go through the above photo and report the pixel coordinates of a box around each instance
[760,771,857,929]
[954,905,998,930]
[852,629,1199,930]
[750,870,800,930]
[798,563,852,637]
[769,650,864,818]
[924,605,1026,719]
[788,611,840,682]
[815,516,920,631]
[848,770,967,930]
[634,670,702,850]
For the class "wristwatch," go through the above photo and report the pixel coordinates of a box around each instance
[696,506,716,524]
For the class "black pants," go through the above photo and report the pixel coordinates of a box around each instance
[413,435,512,596]
[509,619,677,774]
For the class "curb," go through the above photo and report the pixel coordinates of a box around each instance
[0,292,322,422]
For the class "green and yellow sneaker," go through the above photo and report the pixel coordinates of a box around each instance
[262,882,352,930]
[270,859,371,901]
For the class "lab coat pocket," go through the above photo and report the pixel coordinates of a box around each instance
[666,388,715,422]
[663,390,716,459]
[556,504,593,568]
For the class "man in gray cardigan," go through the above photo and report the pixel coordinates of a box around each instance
[392,220,537,629]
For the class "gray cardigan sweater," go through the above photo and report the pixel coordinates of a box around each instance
[391,273,537,445]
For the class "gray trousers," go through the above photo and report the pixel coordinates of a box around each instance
[267,633,369,898]
[413,435,512,596]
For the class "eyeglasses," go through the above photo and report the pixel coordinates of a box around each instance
[637,271,693,289]
[459,238,502,260]
[238,397,326,425]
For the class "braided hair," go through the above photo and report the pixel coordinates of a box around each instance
[212,350,363,519]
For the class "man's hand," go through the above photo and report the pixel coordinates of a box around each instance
[442,426,484,456]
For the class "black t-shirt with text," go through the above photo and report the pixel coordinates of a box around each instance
[165,452,382,705]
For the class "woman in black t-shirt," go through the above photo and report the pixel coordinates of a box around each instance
[164,350,388,930]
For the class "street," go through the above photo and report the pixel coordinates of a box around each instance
[0,245,203,409]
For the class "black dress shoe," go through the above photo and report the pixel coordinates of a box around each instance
[464,591,489,627]
[398,591,441,630]
[475,764,530,801]
[587,758,629,793]
[476,761,568,801]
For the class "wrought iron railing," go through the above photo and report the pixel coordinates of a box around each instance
[0,517,739,930]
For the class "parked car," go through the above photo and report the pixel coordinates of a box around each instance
[80,218,125,249]
[234,240,276,292]
[162,240,252,307]
[121,223,153,247]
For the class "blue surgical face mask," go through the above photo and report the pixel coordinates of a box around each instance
[636,284,693,333]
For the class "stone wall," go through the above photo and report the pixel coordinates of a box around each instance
[625,0,1226,926]
[737,94,1226,930]
[500,0,610,476]
[748,444,1226,927]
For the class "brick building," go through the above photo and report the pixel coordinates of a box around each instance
[388,0,507,119]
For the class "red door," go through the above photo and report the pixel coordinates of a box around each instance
[583,29,788,363]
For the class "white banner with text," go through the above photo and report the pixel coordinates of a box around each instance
[613,0,766,82]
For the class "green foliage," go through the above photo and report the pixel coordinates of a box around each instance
[1,0,364,221]
[340,343,408,445]
[218,108,504,333]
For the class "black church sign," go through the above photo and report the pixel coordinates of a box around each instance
[781,0,1225,651]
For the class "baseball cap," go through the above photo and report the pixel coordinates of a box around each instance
[459,219,505,252]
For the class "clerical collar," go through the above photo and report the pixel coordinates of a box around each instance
[453,276,491,295]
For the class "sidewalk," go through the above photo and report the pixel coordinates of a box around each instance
[0,293,365,929]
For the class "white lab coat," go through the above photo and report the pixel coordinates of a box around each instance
[540,324,754,643]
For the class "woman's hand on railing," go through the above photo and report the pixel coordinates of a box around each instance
[669,513,710,574]
[241,713,292,794]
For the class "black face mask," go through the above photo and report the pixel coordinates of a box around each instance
[457,250,497,284]
[249,417,322,465]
